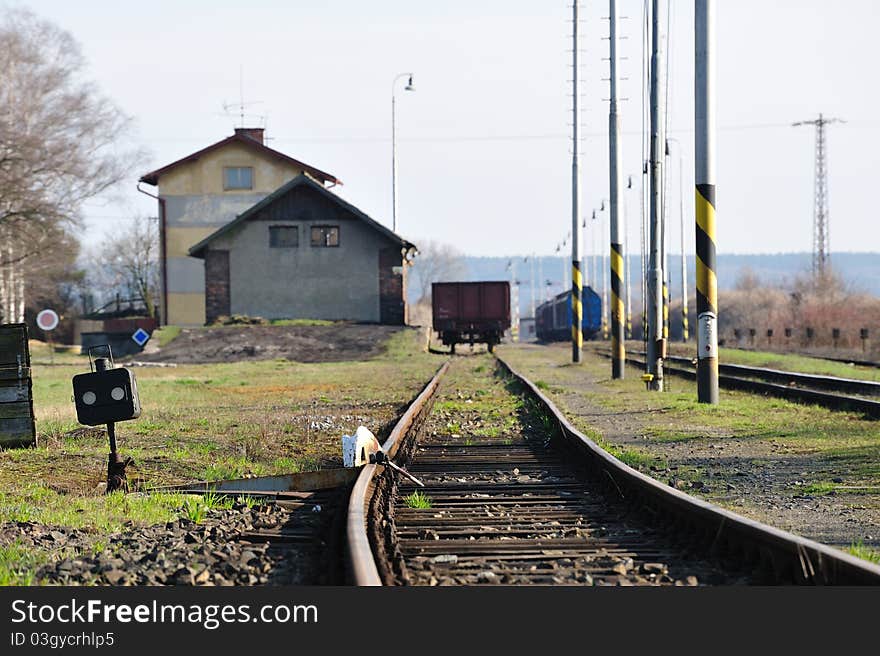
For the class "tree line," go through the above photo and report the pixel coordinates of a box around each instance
[0,8,151,341]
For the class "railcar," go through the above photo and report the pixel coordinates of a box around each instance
[432,281,511,353]
[535,287,602,342]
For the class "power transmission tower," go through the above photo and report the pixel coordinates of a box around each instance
[792,113,845,279]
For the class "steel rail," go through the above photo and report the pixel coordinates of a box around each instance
[621,352,880,417]
[660,353,880,397]
[495,354,880,584]
[346,361,450,586]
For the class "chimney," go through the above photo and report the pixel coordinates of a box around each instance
[234,127,264,144]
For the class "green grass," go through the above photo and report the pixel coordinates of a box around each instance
[847,541,880,565]
[403,490,432,509]
[152,325,182,347]
[801,481,838,496]
[181,491,234,523]
[0,484,188,531]
[0,542,49,585]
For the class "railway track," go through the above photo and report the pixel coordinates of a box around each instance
[346,356,880,585]
[619,350,880,417]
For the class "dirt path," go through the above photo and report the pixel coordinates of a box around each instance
[498,343,880,556]
[137,324,408,364]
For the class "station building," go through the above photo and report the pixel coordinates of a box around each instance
[139,128,414,326]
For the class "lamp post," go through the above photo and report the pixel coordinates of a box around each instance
[392,73,415,233]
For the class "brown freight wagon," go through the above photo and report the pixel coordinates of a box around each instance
[432,281,510,353]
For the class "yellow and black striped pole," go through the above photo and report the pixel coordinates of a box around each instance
[695,0,719,403]
[662,274,670,347]
[572,261,583,359]
[609,0,625,378]
[682,295,689,341]
[570,0,582,364]
[610,243,625,378]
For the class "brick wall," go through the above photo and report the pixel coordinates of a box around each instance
[204,250,230,324]
[379,247,406,325]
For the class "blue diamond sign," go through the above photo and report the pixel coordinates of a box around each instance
[131,328,151,347]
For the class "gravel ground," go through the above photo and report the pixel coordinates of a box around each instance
[499,342,880,553]
[2,501,334,585]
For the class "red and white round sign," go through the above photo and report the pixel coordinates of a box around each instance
[36,309,59,332]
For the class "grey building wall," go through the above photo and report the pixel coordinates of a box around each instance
[208,217,392,322]
[164,193,267,295]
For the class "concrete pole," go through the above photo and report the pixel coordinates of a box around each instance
[695,0,719,403]
[609,0,624,378]
[571,0,583,363]
[529,255,536,318]
[646,0,665,391]
[624,176,634,340]
[677,143,689,342]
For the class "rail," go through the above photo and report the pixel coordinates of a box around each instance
[495,354,880,584]
[345,361,450,585]
[622,352,880,417]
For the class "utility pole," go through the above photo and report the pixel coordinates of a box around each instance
[624,175,634,340]
[609,0,625,381]
[601,210,609,341]
[695,0,718,403]
[571,0,583,363]
[668,137,688,341]
[792,113,844,280]
[527,255,536,318]
[677,145,688,342]
[646,0,665,391]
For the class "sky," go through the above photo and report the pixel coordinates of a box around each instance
[16,0,880,258]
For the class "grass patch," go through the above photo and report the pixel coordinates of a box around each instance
[848,541,880,565]
[801,481,838,496]
[0,485,187,531]
[152,325,182,347]
[534,380,550,390]
[0,541,49,585]
[403,490,432,509]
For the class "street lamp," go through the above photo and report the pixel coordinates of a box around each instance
[392,73,415,233]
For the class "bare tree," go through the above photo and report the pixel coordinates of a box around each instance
[0,8,143,322]
[409,240,467,302]
[88,216,160,318]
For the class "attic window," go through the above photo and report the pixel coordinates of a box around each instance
[269,226,298,248]
[311,226,339,248]
[223,166,253,190]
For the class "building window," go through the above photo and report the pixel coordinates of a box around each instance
[269,226,299,248]
[311,225,339,247]
[223,166,253,190]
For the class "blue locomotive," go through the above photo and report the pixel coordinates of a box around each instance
[535,287,602,342]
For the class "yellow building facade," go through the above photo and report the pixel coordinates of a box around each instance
[139,128,339,326]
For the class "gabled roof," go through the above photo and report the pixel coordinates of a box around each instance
[188,173,415,258]
[139,131,341,186]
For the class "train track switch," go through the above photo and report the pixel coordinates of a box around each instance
[72,346,140,493]
[341,425,424,487]
[370,450,425,488]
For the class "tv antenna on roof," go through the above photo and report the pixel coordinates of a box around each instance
[222,65,265,128]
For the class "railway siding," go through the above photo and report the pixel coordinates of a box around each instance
[497,343,880,562]
[351,353,880,584]
[386,357,738,585]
